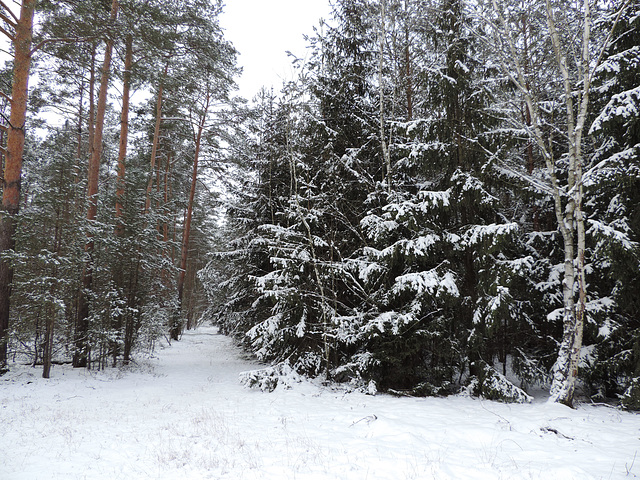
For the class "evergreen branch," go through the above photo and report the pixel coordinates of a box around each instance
[587,0,632,89]
[31,36,99,55]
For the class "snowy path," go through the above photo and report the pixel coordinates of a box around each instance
[1,326,639,479]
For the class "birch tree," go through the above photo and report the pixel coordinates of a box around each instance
[477,0,631,406]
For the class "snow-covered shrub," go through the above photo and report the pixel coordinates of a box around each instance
[468,361,532,404]
[239,362,301,392]
[621,378,640,411]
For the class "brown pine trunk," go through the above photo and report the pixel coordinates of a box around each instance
[174,86,211,339]
[115,34,133,236]
[87,43,97,162]
[145,62,169,214]
[112,33,133,366]
[76,77,84,162]
[155,154,162,213]
[74,0,119,368]
[163,152,172,243]
[0,0,36,372]
[160,152,173,288]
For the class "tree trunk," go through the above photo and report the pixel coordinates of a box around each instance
[87,43,97,162]
[115,33,133,236]
[174,86,211,340]
[546,0,593,407]
[0,0,36,372]
[404,0,413,121]
[378,0,392,193]
[145,61,169,214]
[43,204,63,379]
[110,33,133,366]
[74,0,119,368]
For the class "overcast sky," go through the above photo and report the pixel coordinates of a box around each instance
[220,0,332,100]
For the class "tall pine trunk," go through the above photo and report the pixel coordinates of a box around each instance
[114,33,133,364]
[74,0,119,368]
[115,34,132,236]
[174,85,211,340]
[0,0,36,372]
[145,61,169,214]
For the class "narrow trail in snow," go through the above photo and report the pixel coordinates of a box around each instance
[154,326,263,388]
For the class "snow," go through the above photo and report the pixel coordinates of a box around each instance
[2,326,640,480]
[461,222,519,248]
[590,85,640,135]
[392,269,460,298]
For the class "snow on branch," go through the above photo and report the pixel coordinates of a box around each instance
[587,219,639,251]
[589,85,640,135]
[392,268,459,299]
[460,223,519,249]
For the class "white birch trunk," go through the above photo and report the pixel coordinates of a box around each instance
[485,0,629,406]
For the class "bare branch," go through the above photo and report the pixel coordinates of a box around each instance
[0,11,16,29]
[0,23,15,41]
[0,90,11,104]
[0,1,19,25]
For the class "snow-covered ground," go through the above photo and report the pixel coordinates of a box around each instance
[1,326,639,480]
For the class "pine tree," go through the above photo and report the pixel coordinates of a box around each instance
[0,0,36,373]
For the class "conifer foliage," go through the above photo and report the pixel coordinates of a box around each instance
[1,0,638,409]
[206,0,639,407]
[1,0,237,375]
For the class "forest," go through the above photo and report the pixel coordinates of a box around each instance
[0,0,638,410]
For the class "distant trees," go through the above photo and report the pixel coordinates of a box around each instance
[1,0,237,376]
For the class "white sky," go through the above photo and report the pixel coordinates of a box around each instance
[220,0,332,100]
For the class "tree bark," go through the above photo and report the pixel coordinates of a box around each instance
[43,196,63,379]
[74,0,119,368]
[145,61,169,214]
[0,0,36,372]
[115,33,133,236]
[174,85,211,340]
[378,0,392,193]
[404,0,413,121]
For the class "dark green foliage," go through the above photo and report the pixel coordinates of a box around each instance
[621,377,640,411]
[202,0,639,405]
[580,0,640,401]
[468,360,532,403]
